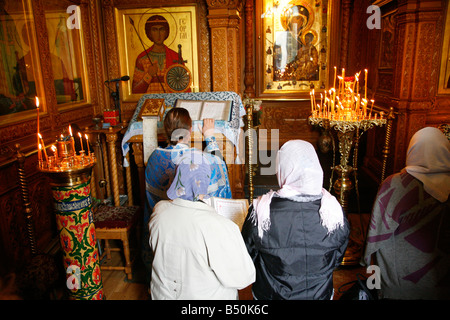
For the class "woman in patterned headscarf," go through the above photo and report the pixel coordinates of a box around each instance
[149,154,255,300]
[363,127,450,299]
[141,108,231,284]
[242,140,349,300]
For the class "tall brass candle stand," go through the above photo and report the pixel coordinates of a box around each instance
[309,117,386,265]
[308,71,386,265]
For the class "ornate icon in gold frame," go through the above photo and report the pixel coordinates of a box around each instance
[256,0,338,97]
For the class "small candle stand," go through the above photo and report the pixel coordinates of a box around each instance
[308,69,386,265]
[38,129,104,300]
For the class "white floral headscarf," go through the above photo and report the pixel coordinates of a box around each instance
[167,151,212,201]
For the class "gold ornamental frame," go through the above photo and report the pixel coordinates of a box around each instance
[44,5,90,110]
[255,0,340,98]
[438,2,450,95]
[0,0,45,126]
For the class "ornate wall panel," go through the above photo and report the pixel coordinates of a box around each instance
[0,0,106,275]
[258,100,319,148]
[361,0,449,181]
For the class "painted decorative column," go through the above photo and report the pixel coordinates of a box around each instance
[39,135,104,300]
[206,0,243,92]
[44,165,104,300]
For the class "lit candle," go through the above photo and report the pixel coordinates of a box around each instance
[362,98,367,119]
[38,132,48,161]
[78,132,84,152]
[330,88,335,113]
[35,96,39,134]
[312,89,316,113]
[333,66,337,89]
[38,136,48,162]
[38,144,43,163]
[51,145,58,159]
[38,132,44,156]
[336,96,340,115]
[320,93,323,111]
[36,97,41,161]
[85,134,90,156]
[357,94,361,115]
[369,99,375,118]
[349,88,354,110]
[69,125,76,154]
[310,92,314,113]
[355,72,360,95]
[364,69,368,100]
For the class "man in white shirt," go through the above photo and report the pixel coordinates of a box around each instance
[149,151,255,300]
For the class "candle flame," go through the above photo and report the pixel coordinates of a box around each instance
[78,132,82,138]
[38,133,42,139]
[69,125,73,136]
[35,96,39,108]
[85,134,89,140]
[51,145,56,151]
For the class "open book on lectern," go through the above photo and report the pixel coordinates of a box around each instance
[204,197,249,231]
[174,99,233,121]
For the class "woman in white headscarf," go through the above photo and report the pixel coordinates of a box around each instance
[242,140,349,300]
[149,152,255,300]
[363,127,450,300]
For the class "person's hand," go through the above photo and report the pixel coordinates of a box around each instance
[201,118,215,137]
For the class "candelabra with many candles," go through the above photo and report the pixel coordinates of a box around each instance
[308,68,387,265]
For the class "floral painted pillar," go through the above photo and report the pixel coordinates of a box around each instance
[44,164,103,300]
